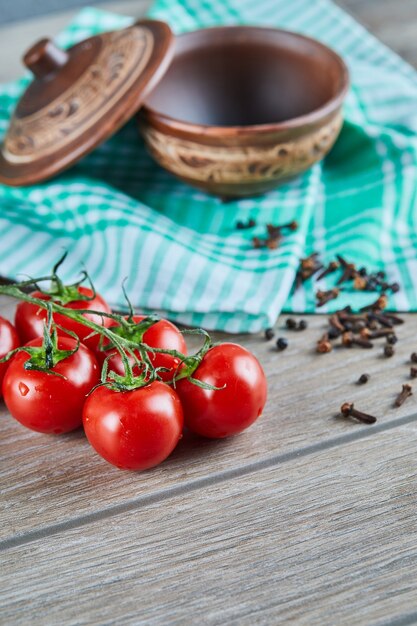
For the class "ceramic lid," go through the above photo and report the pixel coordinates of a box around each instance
[0,20,174,186]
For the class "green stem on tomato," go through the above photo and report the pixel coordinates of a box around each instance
[0,282,219,391]
[0,283,146,389]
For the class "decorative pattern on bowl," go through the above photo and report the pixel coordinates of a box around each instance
[140,112,343,197]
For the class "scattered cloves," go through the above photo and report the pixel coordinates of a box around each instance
[266,220,298,238]
[340,402,377,424]
[360,327,393,340]
[253,220,298,251]
[266,237,280,250]
[357,373,370,385]
[328,326,342,340]
[316,288,340,307]
[317,260,339,281]
[336,255,357,286]
[316,334,332,353]
[353,275,368,290]
[295,253,323,290]
[342,331,373,349]
[352,320,367,333]
[382,312,404,326]
[411,353,417,363]
[410,367,417,379]
[371,312,393,328]
[394,384,413,407]
[360,294,388,312]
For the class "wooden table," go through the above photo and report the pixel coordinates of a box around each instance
[1,2,417,624]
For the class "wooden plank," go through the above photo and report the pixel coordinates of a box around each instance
[337,0,417,68]
[1,1,416,83]
[2,425,417,625]
[1,295,417,542]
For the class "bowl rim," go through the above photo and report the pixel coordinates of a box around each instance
[140,25,350,136]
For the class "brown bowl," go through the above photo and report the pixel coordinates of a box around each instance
[139,26,349,198]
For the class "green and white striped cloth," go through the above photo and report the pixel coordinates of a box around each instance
[0,0,416,332]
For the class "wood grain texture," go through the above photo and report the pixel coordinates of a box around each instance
[2,295,417,542]
[2,425,417,625]
[1,5,417,624]
[337,0,417,67]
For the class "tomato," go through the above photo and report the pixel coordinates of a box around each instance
[176,343,267,438]
[97,315,187,382]
[3,337,99,434]
[83,381,184,470]
[0,317,20,397]
[14,286,112,351]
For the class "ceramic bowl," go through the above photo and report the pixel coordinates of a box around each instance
[139,26,349,198]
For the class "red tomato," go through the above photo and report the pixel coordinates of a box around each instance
[3,337,99,434]
[0,317,20,397]
[176,343,267,438]
[97,315,187,382]
[14,286,112,351]
[83,381,184,470]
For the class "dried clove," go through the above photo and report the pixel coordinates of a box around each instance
[252,237,264,249]
[371,312,393,328]
[352,320,367,333]
[357,373,370,385]
[317,260,339,281]
[342,331,373,349]
[411,353,417,363]
[266,220,298,238]
[327,326,342,340]
[410,367,417,379]
[394,384,413,407]
[266,237,280,250]
[360,327,393,340]
[340,402,377,424]
[295,253,323,290]
[316,334,333,353]
[360,294,388,312]
[336,255,357,286]
[316,288,340,307]
[353,275,368,290]
[266,223,281,239]
[328,314,346,332]
[382,312,404,326]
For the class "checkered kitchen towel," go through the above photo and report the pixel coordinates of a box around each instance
[0,0,416,333]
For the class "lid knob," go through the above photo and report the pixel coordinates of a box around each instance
[23,38,69,79]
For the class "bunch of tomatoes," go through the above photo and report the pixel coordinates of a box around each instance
[0,265,267,472]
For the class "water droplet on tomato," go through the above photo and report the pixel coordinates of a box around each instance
[18,382,29,396]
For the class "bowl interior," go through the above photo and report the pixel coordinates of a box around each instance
[143,27,347,127]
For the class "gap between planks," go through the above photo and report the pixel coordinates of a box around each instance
[2,409,417,553]
[379,613,417,626]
